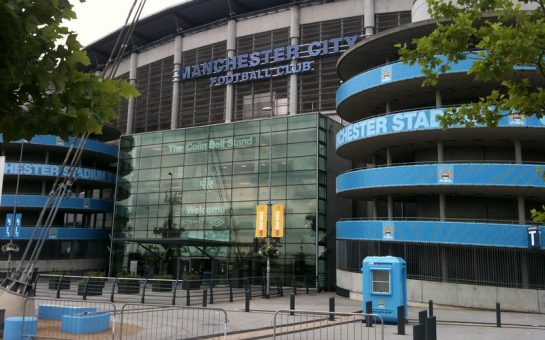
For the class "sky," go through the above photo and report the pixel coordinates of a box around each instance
[66,0,188,46]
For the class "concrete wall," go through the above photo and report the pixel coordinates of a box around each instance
[337,269,545,313]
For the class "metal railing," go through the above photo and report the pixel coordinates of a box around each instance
[119,303,228,340]
[32,274,321,305]
[273,309,384,340]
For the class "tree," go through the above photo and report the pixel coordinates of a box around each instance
[0,0,137,141]
[398,0,545,128]
[397,0,545,221]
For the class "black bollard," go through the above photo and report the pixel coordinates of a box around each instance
[496,303,501,327]
[280,284,283,297]
[418,310,427,325]
[229,283,234,302]
[413,324,425,340]
[365,301,373,327]
[290,294,295,316]
[328,297,335,321]
[209,287,214,304]
[202,289,208,307]
[425,316,437,340]
[397,305,405,335]
[0,309,4,333]
[186,286,190,306]
[429,299,434,317]
[245,290,250,312]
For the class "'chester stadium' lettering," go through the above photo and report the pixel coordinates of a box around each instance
[4,163,115,183]
[177,35,359,86]
[336,109,443,146]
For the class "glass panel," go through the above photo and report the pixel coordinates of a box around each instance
[286,185,316,199]
[287,142,316,157]
[288,114,316,130]
[234,147,260,161]
[372,269,390,293]
[287,156,315,171]
[210,124,234,137]
[186,126,209,140]
[185,151,209,165]
[138,156,162,169]
[163,129,185,143]
[288,129,316,143]
[141,132,163,145]
[235,120,260,135]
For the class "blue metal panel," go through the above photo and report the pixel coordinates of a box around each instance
[4,163,116,184]
[336,109,545,149]
[2,135,118,158]
[0,227,109,240]
[336,53,535,108]
[337,220,545,248]
[0,195,113,212]
[337,163,545,193]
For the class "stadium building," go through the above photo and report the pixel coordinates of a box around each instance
[335,0,545,311]
[86,0,545,308]
[0,135,118,274]
[85,0,413,288]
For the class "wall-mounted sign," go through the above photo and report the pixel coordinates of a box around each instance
[271,204,284,238]
[176,35,360,87]
[164,136,256,154]
[528,226,541,249]
[5,213,22,238]
[255,204,268,238]
[4,163,115,183]
[382,223,394,240]
[438,165,454,184]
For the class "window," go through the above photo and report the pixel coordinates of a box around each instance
[371,269,391,294]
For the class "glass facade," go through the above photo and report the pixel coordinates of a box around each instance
[112,113,329,284]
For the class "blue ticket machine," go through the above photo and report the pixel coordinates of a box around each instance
[362,256,407,324]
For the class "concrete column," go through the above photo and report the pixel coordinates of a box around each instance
[385,101,391,114]
[515,139,522,163]
[518,196,526,224]
[386,147,392,165]
[439,194,446,221]
[126,52,138,134]
[289,6,300,116]
[437,140,444,163]
[363,0,375,36]
[225,20,236,123]
[435,90,442,108]
[387,195,393,220]
[441,248,448,282]
[171,35,183,130]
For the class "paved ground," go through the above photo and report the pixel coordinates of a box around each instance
[22,290,545,339]
[209,292,545,339]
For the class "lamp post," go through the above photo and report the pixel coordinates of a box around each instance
[7,139,27,275]
[262,106,273,297]
[168,172,173,232]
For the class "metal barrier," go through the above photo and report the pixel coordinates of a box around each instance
[33,274,321,305]
[22,297,117,339]
[273,309,384,340]
[119,303,228,340]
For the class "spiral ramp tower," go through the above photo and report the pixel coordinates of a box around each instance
[334,16,545,310]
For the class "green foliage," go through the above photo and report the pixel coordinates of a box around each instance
[398,0,545,223]
[398,0,545,128]
[0,0,138,141]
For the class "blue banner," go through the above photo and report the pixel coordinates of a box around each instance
[4,163,116,183]
[5,213,22,238]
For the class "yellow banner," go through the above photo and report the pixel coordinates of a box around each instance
[271,204,284,238]
[255,204,268,238]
